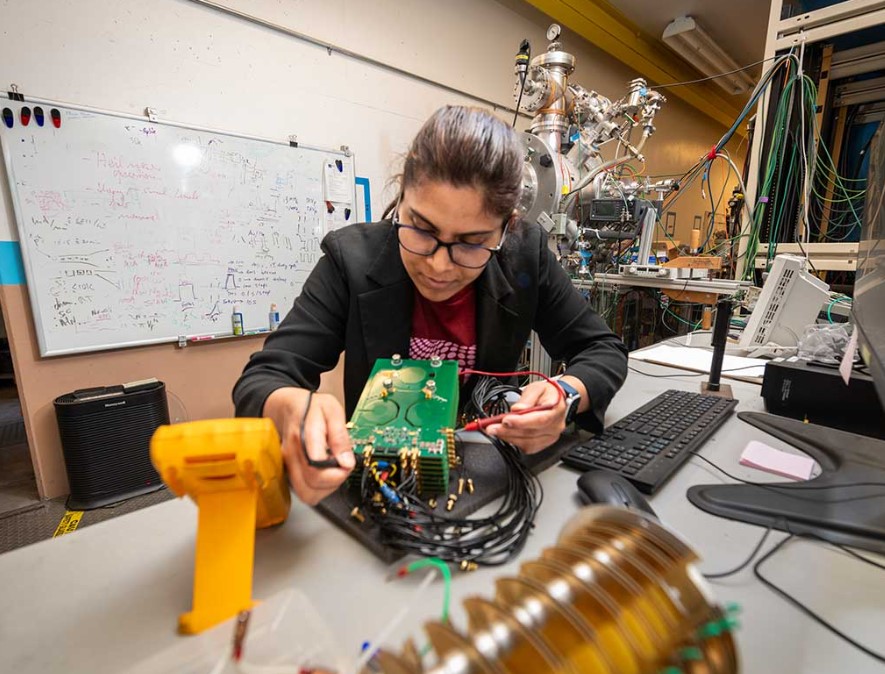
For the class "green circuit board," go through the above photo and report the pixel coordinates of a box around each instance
[348,357,459,496]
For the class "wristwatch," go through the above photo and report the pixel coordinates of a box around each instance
[556,378,582,424]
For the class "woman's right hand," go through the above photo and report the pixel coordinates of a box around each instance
[262,387,355,505]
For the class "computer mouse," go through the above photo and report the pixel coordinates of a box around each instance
[576,469,657,518]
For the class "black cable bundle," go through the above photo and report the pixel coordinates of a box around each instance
[358,376,544,566]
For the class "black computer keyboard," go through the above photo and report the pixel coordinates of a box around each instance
[562,389,737,494]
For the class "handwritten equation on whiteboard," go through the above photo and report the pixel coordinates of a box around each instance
[0,106,353,355]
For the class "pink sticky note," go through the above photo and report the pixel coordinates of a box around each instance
[740,440,817,481]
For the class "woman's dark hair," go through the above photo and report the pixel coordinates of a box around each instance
[385,106,523,220]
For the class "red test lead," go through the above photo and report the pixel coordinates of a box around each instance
[231,610,251,662]
[458,368,564,432]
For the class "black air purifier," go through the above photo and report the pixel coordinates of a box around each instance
[54,380,169,509]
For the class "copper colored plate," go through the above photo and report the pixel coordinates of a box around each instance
[507,558,643,674]
[462,596,563,674]
[366,650,421,674]
[423,620,504,674]
[568,520,714,622]
[561,532,685,618]
[522,557,663,670]
[542,544,678,638]
[564,531,705,624]
[561,507,697,565]
[495,575,612,674]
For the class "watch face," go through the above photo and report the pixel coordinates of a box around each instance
[557,380,580,423]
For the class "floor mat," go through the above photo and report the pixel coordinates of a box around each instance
[0,487,176,554]
[0,442,38,516]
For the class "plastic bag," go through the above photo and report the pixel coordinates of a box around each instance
[124,589,348,674]
[797,322,853,364]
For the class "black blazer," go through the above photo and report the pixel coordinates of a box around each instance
[233,220,627,432]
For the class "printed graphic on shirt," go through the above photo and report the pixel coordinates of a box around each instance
[410,337,476,369]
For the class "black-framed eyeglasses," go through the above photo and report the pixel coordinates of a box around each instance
[392,207,509,269]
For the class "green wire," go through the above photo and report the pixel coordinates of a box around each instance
[406,557,452,623]
[826,297,852,323]
[741,54,803,279]
[768,141,800,265]
[664,305,701,330]
[801,76,865,240]
[745,81,789,276]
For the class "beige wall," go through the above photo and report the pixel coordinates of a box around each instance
[0,0,739,497]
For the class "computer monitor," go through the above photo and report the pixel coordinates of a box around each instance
[687,126,885,555]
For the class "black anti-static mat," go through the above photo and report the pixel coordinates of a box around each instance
[314,434,580,564]
[688,412,885,555]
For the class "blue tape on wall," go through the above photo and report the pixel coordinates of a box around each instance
[355,176,372,222]
[0,241,25,285]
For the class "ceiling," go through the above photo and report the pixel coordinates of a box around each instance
[606,0,773,71]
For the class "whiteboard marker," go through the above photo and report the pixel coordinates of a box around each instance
[269,303,280,331]
[231,306,244,336]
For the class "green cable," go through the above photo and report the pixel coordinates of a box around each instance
[751,72,813,273]
[768,141,800,265]
[406,557,452,623]
[664,305,701,330]
[743,54,802,277]
[801,76,865,240]
[826,297,852,323]
[744,78,790,278]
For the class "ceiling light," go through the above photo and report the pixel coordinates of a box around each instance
[662,16,756,95]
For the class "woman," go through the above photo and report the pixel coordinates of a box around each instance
[234,105,627,505]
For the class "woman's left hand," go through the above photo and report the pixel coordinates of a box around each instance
[486,380,566,454]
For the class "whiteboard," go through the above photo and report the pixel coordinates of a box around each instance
[0,99,355,356]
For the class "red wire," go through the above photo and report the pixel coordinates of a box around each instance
[458,368,565,432]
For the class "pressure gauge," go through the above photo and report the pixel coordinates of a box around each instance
[546,23,561,41]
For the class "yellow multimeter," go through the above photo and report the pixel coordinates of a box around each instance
[150,418,291,634]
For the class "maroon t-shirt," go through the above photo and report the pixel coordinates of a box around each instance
[409,285,477,369]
